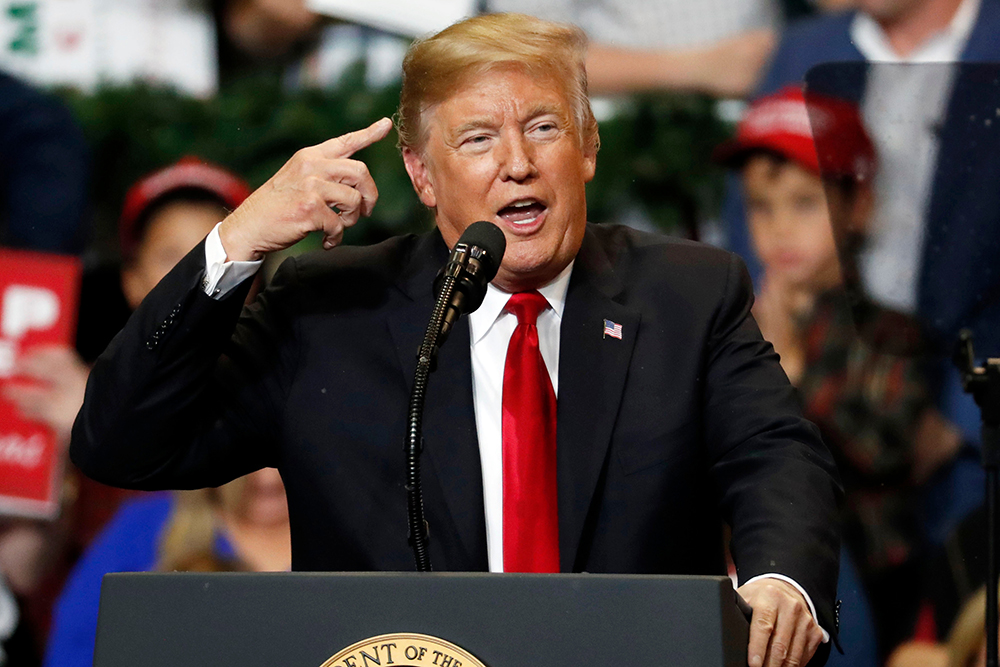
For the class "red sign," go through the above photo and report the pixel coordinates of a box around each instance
[0,250,81,519]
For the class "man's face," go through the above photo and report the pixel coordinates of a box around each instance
[402,66,596,292]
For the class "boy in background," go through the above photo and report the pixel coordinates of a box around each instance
[717,87,961,660]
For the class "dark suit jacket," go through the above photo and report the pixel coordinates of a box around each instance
[72,223,842,633]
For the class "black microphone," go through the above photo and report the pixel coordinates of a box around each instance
[405,221,505,571]
[432,221,506,345]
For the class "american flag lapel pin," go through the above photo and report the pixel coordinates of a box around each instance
[603,319,623,340]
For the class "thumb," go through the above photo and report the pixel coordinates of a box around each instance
[319,117,394,159]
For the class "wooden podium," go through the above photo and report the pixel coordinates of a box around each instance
[94,572,750,667]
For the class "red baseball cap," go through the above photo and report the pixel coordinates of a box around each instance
[714,86,876,183]
[119,157,252,257]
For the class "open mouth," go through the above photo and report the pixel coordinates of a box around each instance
[497,199,547,226]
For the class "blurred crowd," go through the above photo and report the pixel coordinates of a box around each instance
[2,0,1000,666]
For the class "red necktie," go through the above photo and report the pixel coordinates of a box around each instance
[502,290,559,573]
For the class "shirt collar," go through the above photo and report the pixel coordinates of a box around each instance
[850,0,979,63]
[469,260,575,345]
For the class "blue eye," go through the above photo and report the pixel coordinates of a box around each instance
[463,135,491,147]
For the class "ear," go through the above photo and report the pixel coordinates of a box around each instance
[581,132,598,183]
[582,145,597,184]
[402,147,437,208]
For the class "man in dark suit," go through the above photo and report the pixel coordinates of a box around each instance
[72,13,840,667]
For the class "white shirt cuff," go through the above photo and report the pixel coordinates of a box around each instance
[201,223,263,299]
[742,573,831,643]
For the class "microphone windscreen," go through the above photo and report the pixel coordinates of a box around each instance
[457,221,506,281]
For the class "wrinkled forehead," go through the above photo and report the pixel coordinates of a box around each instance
[434,68,570,124]
[413,63,578,147]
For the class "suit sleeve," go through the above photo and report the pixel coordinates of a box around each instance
[703,253,843,638]
[70,240,298,490]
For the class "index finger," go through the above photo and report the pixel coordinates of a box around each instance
[319,118,394,159]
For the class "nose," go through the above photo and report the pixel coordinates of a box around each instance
[773,206,803,237]
[768,208,791,236]
[499,132,536,182]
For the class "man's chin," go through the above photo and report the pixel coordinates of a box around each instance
[494,259,563,293]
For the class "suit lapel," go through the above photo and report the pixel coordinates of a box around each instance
[556,227,640,571]
[386,231,489,571]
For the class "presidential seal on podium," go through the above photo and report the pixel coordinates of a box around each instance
[321,633,488,667]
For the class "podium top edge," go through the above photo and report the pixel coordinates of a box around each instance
[103,571,735,584]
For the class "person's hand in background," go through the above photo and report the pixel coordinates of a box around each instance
[4,345,90,445]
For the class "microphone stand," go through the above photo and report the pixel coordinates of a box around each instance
[954,330,1000,667]
[404,271,460,572]
[403,221,505,573]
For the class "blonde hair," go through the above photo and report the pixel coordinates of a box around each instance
[156,477,249,572]
[396,12,599,153]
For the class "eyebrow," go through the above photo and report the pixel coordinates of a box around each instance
[523,101,563,119]
[451,117,498,137]
[449,103,566,138]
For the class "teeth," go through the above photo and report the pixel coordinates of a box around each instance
[498,198,544,228]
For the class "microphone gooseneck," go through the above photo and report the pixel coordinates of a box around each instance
[406,222,506,572]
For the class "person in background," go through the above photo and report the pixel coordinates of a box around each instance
[810,0,859,9]
[0,73,89,255]
[43,468,290,667]
[0,575,36,666]
[725,0,1000,555]
[222,0,321,59]
[716,86,961,660]
[0,158,251,657]
[890,579,999,667]
[887,502,1000,666]
[485,0,781,98]
[6,156,252,441]
[942,583,996,667]
[221,0,855,98]
[218,0,409,90]
[0,74,90,664]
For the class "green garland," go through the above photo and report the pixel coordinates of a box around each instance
[60,73,732,254]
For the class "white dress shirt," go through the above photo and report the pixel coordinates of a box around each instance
[850,0,979,313]
[203,223,826,637]
[201,224,262,296]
